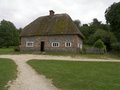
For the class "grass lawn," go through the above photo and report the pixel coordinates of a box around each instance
[28,60,120,90]
[0,47,119,60]
[0,58,17,90]
[46,52,120,60]
[0,47,29,54]
[0,48,14,54]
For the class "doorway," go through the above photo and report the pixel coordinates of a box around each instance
[40,41,45,52]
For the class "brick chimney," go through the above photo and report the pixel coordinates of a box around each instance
[49,10,55,16]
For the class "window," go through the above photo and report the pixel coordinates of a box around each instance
[52,42,60,47]
[65,42,71,47]
[26,41,34,47]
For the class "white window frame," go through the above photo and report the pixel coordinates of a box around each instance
[52,42,60,47]
[26,41,34,47]
[65,42,72,47]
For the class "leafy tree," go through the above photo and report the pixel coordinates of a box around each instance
[94,39,105,48]
[89,18,102,33]
[90,18,111,32]
[88,29,117,51]
[17,28,22,35]
[74,18,113,47]
[111,42,120,52]
[94,39,106,53]
[90,18,101,27]
[80,18,108,40]
[105,2,120,42]
[74,20,81,29]
[80,24,89,38]
[0,20,19,47]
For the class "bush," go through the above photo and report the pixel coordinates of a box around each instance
[94,39,104,48]
[94,39,106,53]
[14,46,20,52]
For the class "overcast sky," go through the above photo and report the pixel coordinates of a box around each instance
[0,0,119,28]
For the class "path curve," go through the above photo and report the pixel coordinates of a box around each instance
[0,54,120,90]
[0,55,60,90]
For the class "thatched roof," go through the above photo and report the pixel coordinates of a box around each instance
[21,13,84,38]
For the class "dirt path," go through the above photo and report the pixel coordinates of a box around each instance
[0,55,60,90]
[0,54,120,90]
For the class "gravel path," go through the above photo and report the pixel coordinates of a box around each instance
[0,54,120,90]
[0,55,60,90]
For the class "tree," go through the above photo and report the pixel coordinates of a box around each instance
[74,20,81,29]
[89,18,102,33]
[94,39,106,53]
[17,28,22,35]
[73,18,117,52]
[80,24,89,36]
[105,2,120,42]
[88,29,117,51]
[90,18,101,27]
[0,20,19,47]
[80,24,90,43]
[111,42,120,52]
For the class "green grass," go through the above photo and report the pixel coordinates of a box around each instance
[0,48,14,54]
[46,52,120,59]
[0,47,119,60]
[78,53,120,59]
[0,58,17,90]
[28,60,120,90]
[0,47,32,54]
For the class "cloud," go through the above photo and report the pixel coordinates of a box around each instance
[0,0,119,28]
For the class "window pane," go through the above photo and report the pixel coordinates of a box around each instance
[65,42,71,47]
[52,42,60,47]
[26,42,34,47]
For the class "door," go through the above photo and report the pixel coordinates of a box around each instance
[41,41,45,52]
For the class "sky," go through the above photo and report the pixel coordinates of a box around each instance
[0,0,119,28]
